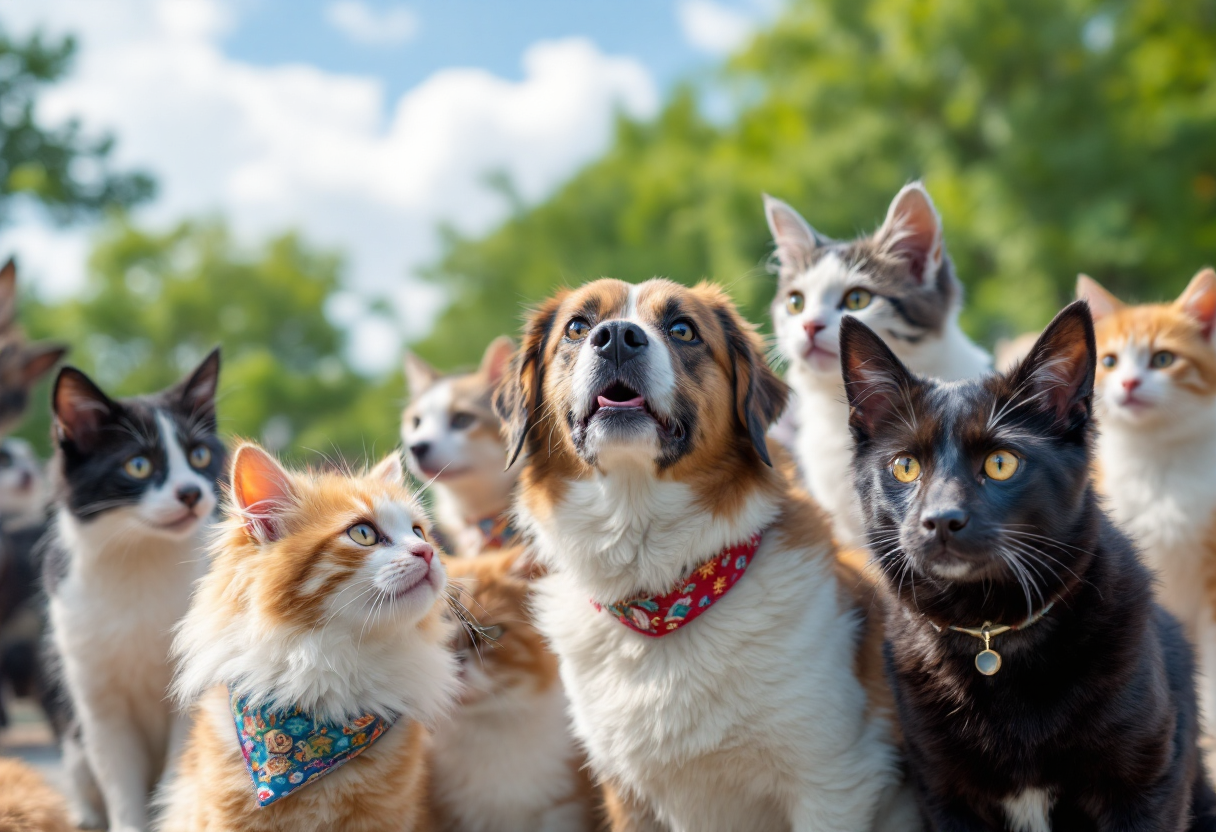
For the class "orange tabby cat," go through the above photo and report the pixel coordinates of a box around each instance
[430,548,598,832]
[160,444,460,832]
[0,758,73,832]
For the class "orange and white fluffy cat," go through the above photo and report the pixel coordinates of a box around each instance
[159,444,460,832]
[0,758,73,832]
[430,548,597,832]
[1079,268,1216,752]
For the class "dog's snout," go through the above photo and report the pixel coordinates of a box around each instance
[176,484,202,509]
[591,321,649,367]
[409,441,431,462]
[922,508,969,541]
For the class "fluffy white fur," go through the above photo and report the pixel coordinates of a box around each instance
[767,186,991,547]
[48,413,217,832]
[1002,788,1054,832]
[429,683,587,832]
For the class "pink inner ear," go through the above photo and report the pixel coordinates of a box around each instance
[232,446,294,540]
[1181,271,1216,339]
[882,188,942,283]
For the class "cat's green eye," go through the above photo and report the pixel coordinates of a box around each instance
[1101,354,1117,369]
[984,450,1020,482]
[348,523,379,546]
[891,455,921,483]
[124,456,153,480]
[1151,351,1175,369]
[786,292,805,315]
[843,289,872,311]
[566,318,591,341]
[669,320,696,342]
[189,445,212,469]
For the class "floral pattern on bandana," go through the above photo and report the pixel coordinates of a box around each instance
[594,531,763,637]
[229,689,394,807]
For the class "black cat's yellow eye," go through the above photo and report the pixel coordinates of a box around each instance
[348,523,379,546]
[669,320,696,342]
[786,292,805,314]
[565,318,591,341]
[124,456,153,479]
[1151,351,1175,369]
[450,412,475,430]
[189,445,212,469]
[1101,354,1117,369]
[843,289,872,311]
[984,450,1020,481]
[412,524,426,540]
[891,455,921,483]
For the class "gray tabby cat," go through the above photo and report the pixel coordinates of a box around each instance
[765,182,990,546]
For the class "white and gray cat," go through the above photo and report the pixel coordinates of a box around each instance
[765,183,990,546]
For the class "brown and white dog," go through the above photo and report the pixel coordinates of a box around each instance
[494,278,912,832]
[403,337,520,557]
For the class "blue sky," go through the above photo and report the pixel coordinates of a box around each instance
[0,0,772,372]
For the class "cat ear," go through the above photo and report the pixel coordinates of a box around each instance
[404,351,440,396]
[52,367,117,453]
[231,443,296,543]
[714,299,789,467]
[0,258,17,333]
[876,182,943,285]
[1176,268,1216,340]
[478,336,516,388]
[369,452,404,485]
[493,292,566,469]
[840,316,918,441]
[170,347,221,420]
[763,194,822,275]
[1075,274,1124,322]
[21,342,67,385]
[1011,300,1096,428]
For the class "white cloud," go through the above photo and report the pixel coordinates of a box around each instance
[325,1,419,47]
[677,0,755,55]
[0,0,659,373]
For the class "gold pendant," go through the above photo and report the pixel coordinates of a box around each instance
[975,625,1001,676]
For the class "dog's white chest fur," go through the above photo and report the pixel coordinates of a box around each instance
[1002,788,1054,832]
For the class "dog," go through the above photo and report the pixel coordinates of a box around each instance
[403,336,521,556]
[493,278,911,832]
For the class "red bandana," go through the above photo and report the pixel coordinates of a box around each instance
[593,532,763,637]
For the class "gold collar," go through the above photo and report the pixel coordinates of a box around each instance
[927,601,1056,676]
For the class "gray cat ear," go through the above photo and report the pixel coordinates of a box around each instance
[764,195,821,275]
[877,182,944,285]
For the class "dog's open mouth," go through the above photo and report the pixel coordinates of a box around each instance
[586,381,681,438]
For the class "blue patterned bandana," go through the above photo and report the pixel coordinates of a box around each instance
[229,689,395,806]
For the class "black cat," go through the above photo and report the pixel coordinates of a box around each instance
[841,301,1216,831]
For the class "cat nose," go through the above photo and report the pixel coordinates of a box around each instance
[591,321,649,367]
[409,442,430,462]
[1122,378,1141,392]
[922,509,969,540]
[176,484,202,509]
[406,540,434,565]
[804,321,827,339]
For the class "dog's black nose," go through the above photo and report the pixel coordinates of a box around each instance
[409,442,430,462]
[922,508,969,541]
[591,321,648,366]
[176,484,202,509]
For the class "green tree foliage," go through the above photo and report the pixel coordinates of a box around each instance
[414,0,1216,370]
[15,220,401,462]
[0,28,154,224]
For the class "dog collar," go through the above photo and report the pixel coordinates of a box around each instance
[475,514,520,549]
[927,601,1056,676]
[229,689,394,806]
[593,531,763,637]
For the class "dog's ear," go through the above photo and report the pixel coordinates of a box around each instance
[493,293,566,469]
[714,301,788,467]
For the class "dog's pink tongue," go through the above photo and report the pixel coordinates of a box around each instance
[598,394,645,409]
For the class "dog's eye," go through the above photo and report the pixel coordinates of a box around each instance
[843,289,872,311]
[189,445,212,469]
[786,292,804,314]
[669,320,697,342]
[1101,354,1117,369]
[984,450,1020,481]
[124,456,153,480]
[1151,351,1175,369]
[450,412,475,430]
[412,415,421,429]
[348,523,379,546]
[891,455,921,483]
[565,318,591,341]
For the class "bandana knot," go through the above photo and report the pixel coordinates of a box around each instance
[229,689,394,806]
[593,531,763,637]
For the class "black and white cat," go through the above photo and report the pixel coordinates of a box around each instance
[45,350,225,832]
[841,302,1216,831]
[765,183,990,546]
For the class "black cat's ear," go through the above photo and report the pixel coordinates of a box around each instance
[840,316,917,441]
[764,194,824,275]
[876,182,944,285]
[171,347,221,421]
[1010,300,1096,428]
[52,367,117,452]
